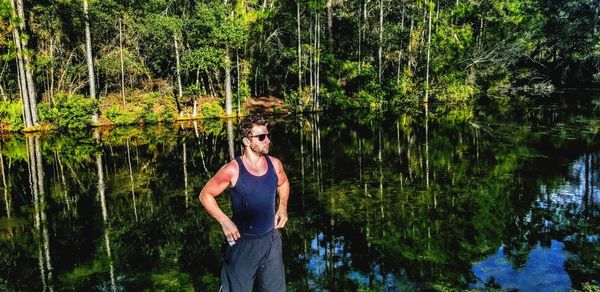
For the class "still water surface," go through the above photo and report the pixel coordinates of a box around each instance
[1,102,599,291]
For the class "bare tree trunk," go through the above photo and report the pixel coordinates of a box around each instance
[49,38,54,105]
[425,1,432,103]
[297,1,303,106]
[12,28,32,127]
[407,18,414,73]
[397,51,402,84]
[378,0,383,84]
[173,34,183,116]
[358,2,362,75]
[16,0,38,125]
[183,138,189,207]
[477,15,484,49]
[227,119,235,160]
[398,5,404,85]
[315,10,320,111]
[9,0,35,128]
[236,51,240,116]
[309,14,313,106]
[207,70,216,96]
[225,51,232,116]
[119,16,126,105]
[84,0,98,124]
[0,61,7,101]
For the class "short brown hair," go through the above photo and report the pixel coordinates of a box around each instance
[238,115,268,142]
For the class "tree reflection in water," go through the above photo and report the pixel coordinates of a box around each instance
[0,106,599,290]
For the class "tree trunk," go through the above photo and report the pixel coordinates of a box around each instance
[16,0,38,125]
[236,51,240,116]
[297,1,302,104]
[207,70,216,96]
[378,0,383,84]
[227,120,235,160]
[397,51,402,84]
[407,18,414,73]
[119,16,126,105]
[477,15,484,49]
[83,0,98,124]
[11,23,32,127]
[316,10,320,111]
[49,38,54,105]
[309,14,313,105]
[425,1,432,103]
[183,139,189,207]
[358,1,362,75]
[225,50,232,116]
[173,34,183,116]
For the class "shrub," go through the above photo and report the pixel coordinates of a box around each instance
[284,87,325,112]
[101,92,177,125]
[200,100,225,119]
[47,94,97,129]
[106,105,142,125]
[0,100,23,131]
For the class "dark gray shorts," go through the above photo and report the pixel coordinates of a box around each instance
[220,229,286,292]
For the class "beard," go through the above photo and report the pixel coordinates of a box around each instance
[250,142,269,155]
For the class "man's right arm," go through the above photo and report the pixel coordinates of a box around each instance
[199,162,241,240]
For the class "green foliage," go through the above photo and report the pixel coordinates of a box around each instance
[434,76,478,104]
[0,0,596,128]
[97,48,150,89]
[105,93,176,125]
[581,282,600,292]
[181,46,221,72]
[106,105,141,125]
[45,94,98,129]
[142,93,176,123]
[59,260,105,284]
[202,118,224,136]
[150,270,194,291]
[0,100,23,130]
[284,87,314,112]
[199,100,225,119]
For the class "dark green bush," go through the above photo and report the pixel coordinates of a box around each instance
[45,94,97,129]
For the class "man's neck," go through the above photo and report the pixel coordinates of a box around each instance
[242,150,265,167]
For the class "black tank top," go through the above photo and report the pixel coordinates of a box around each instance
[230,155,278,237]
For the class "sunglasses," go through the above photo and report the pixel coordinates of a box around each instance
[249,133,271,141]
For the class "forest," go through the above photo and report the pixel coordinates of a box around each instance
[0,0,598,131]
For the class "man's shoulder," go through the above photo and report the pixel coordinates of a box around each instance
[218,159,240,177]
[267,155,285,172]
[267,155,282,164]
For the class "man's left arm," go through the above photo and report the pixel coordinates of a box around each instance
[273,157,289,229]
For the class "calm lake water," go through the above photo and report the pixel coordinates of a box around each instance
[1,99,600,291]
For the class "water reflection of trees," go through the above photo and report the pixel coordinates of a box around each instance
[280,110,600,290]
[0,110,599,290]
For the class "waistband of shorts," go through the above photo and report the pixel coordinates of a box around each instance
[240,228,276,239]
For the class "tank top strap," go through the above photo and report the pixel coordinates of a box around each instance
[235,156,248,176]
[264,155,274,171]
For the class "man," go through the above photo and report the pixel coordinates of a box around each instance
[199,115,289,292]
